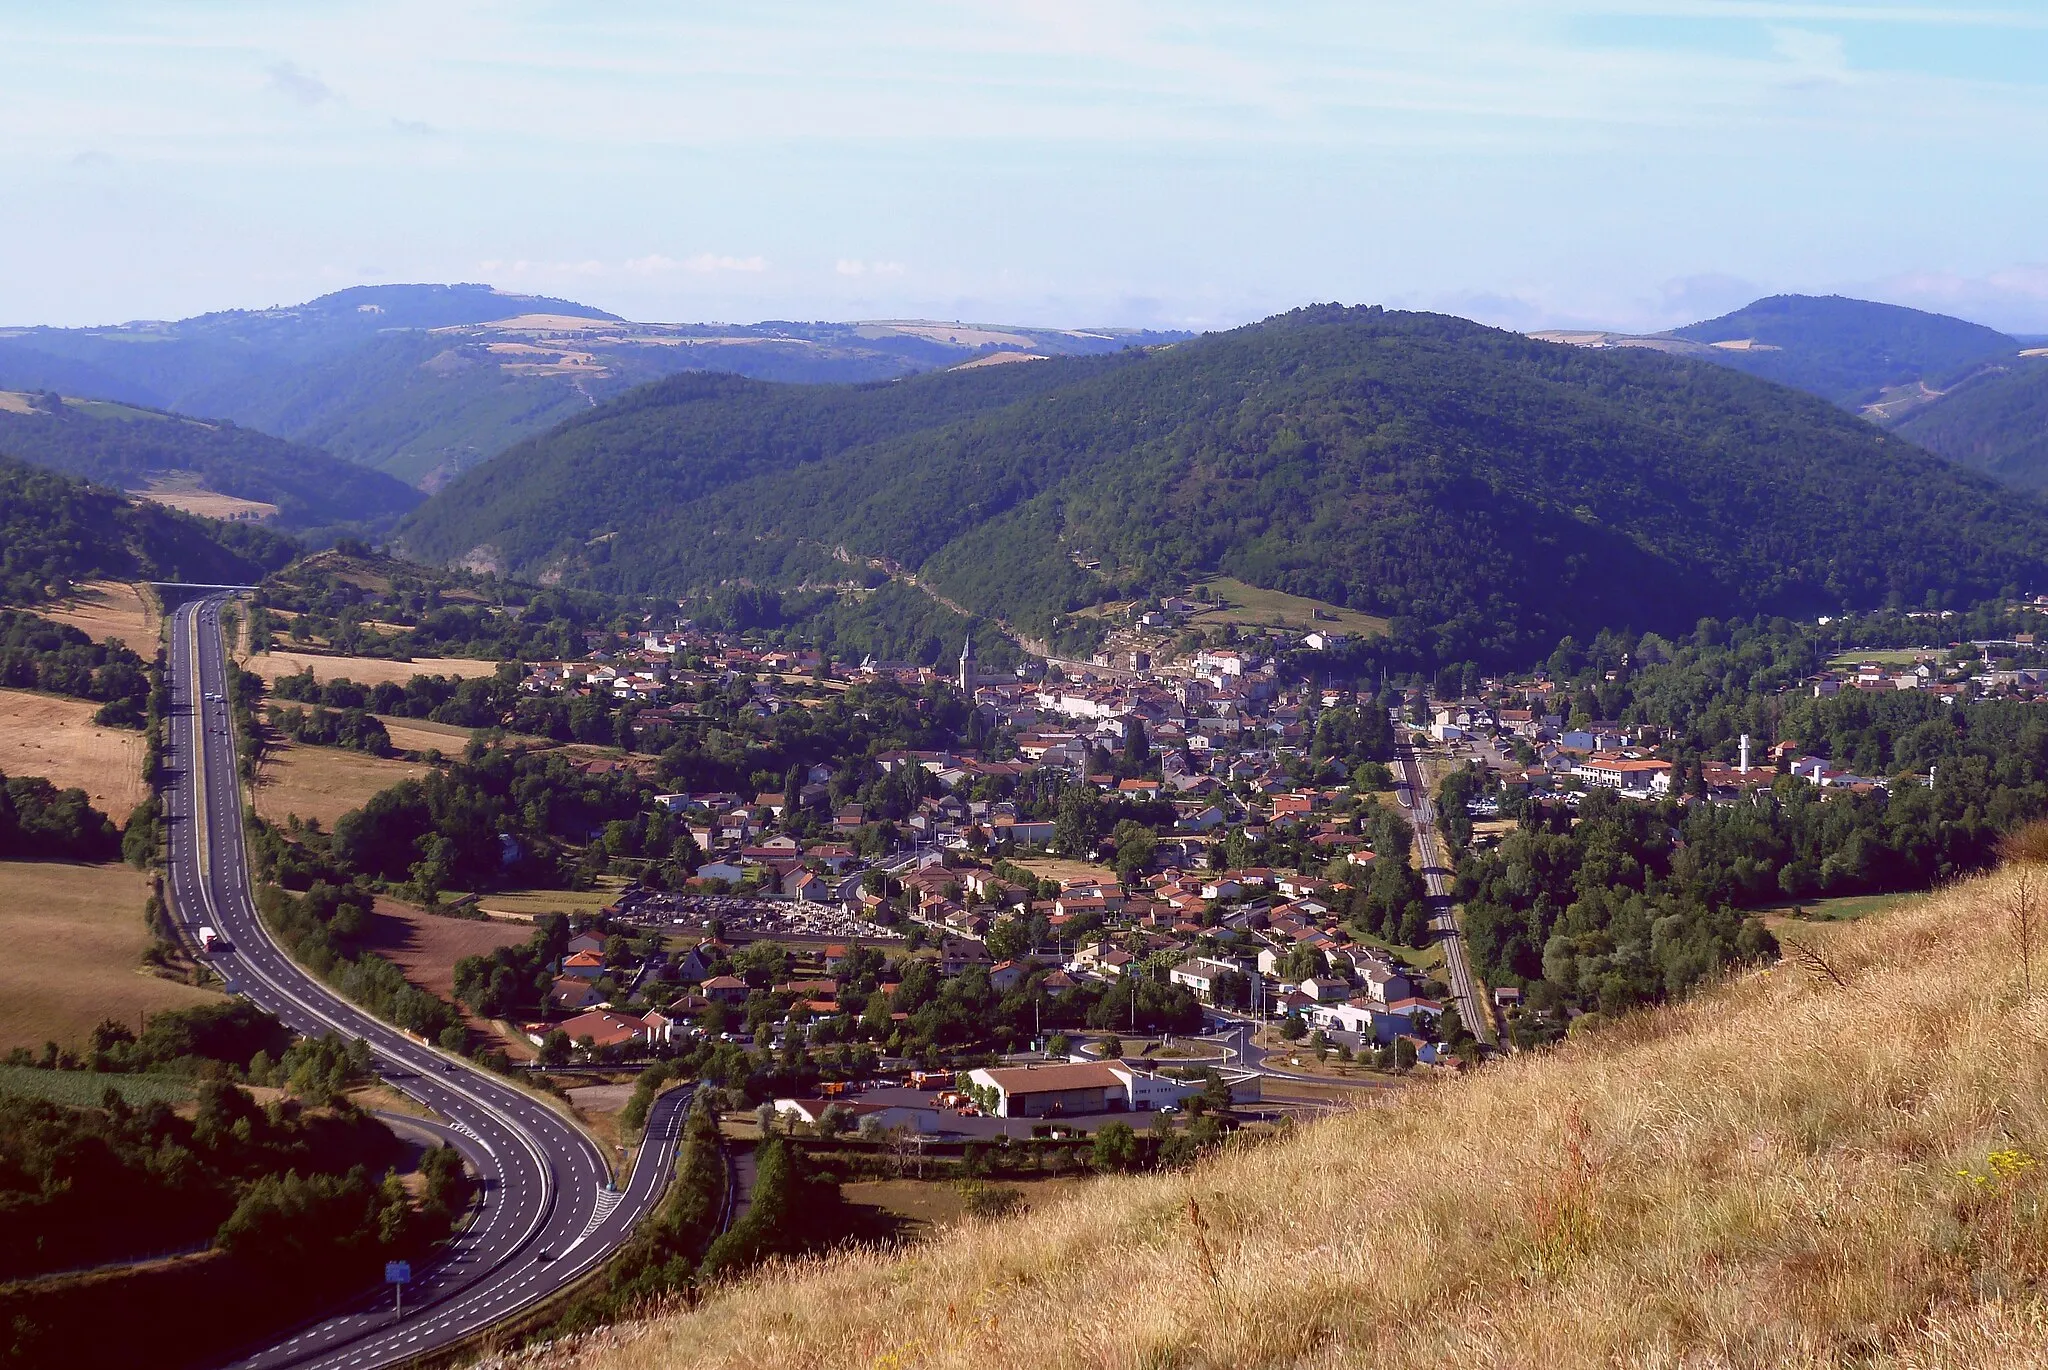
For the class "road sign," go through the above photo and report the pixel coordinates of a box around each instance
[386,1261,412,1284]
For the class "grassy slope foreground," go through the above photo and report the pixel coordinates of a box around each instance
[574,869,2048,1369]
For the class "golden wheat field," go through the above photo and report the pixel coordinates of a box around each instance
[38,579,158,647]
[544,865,2048,1370]
[0,688,148,818]
[0,860,220,1053]
[251,738,429,829]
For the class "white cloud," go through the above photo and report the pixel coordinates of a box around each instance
[1857,264,2048,331]
[686,253,767,273]
[265,61,335,107]
[836,259,907,277]
[626,253,768,275]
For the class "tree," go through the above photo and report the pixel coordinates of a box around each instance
[986,916,1032,962]
[1123,719,1150,769]
[1279,1015,1307,1042]
[1276,943,1328,983]
[1207,969,1250,1011]
[1053,786,1104,858]
[1111,819,1158,883]
[1091,1120,1140,1173]
[538,1029,571,1066]
[1099,1033,1124,1061]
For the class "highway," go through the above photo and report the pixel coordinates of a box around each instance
[162,593,690,1370]
[1396,742,1497,1048]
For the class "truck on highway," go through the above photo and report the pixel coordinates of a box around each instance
[197,925,218,953]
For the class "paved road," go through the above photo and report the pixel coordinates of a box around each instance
[163,594,690,1370]
[1396,742,1497,1047]
[1198,1015,1408,1088]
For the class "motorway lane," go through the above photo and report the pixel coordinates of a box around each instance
[162,595,690,1369]
[1396,744,1497,1048]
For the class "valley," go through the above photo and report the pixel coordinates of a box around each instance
[12,289,2048,1370]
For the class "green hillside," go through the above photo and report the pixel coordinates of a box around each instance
[1670,293,2017,404]
[183,333,601,489]
[1890,355,2048,489]
[0,454,298,605]
[401,305,2048,666]
[0,391,422,529]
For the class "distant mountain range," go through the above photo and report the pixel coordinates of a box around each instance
[397,304,2048,666]
[1533,292,2048,488]
[0,285,1189,489]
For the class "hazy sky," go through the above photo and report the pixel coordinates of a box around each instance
[6,1,2048,333]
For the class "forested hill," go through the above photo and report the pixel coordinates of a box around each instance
[400,305,2048,667]
[0,454,297,605]
[1670,294,2017,404]
[0,391,422,530]
[398,358,1126,576]
[1891,355,2048,490]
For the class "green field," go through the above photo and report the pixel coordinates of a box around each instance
[1826,649,1938,667]
[1760,891,1924,924]
[1187,577,1388,639]
[0,1065,198,1108]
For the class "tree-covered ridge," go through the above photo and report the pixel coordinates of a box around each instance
[252,547,654,663]
[403,305,2048,668]
[0,392,422,530]
[0,453,298,605]
[398,357,1123,579]
[1670,293,2018,403]
[1891,356,2048,491]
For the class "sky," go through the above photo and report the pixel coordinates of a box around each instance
[5,1,2048,334]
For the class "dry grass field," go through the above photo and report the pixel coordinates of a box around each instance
[0,860,221,1054]
[251,738,428,829]
[241,650,503,687]
[375,713,551,755]
[469,882,628,920]
[39,579,158,647]
[562,860,2048,1370]
[0,688,147,817]
[360,896,533,1002]
[131,480,278,522]
[1011,856,1117,886]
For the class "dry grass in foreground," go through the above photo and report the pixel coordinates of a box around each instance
[559,866,2048,1370]
[0,860,220,1054]
[0,687,147,818]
